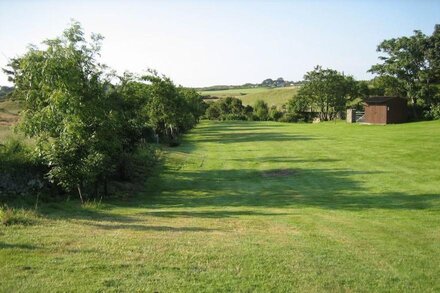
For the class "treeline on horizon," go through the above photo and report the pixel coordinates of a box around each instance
[195,77,303,92]
[1,22,205,203]
[204,24,440,122]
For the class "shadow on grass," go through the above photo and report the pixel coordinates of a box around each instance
[88,223,220,232]
[143,167,440,211]
[144,210,288,218]
[0,242,40,250]
[39,202,138,223]
[191,132,315,144]
[229,157,339,164]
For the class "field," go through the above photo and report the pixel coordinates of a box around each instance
[0,99,20,141]
[200,86,298,107]
[1,120,440,291]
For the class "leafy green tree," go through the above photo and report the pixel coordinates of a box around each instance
[178,87,206,128]
[142,72,204,145]
[253,100,269,121]
[369,25,440,117]
[296,66,357,120]
[205,102,222,120]
[204,97,246,120]
[284,93,311,121]
[368,76,405,97]
[142,72,182,145]
[5,22,119,201]
[268,105,282,121]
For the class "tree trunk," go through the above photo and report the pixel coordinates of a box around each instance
[77,184,84,204]
[411,97,418,120]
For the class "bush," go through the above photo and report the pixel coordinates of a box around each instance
[253,100,269,121]
[204,97,248,121]
[424,104,440,120]
[268,105,283,121]
[114,144,159,182]
[0,139,46,196]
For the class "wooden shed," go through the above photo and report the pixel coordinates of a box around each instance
[363,96,408,124]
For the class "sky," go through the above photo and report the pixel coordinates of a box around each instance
[0,0,439,87]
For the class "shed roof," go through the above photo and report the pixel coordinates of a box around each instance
[364,96,406,104]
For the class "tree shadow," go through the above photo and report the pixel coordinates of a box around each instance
[229,157,339,163]
[40,202,139,223]
[87,223,220,232]
[195,121,289,132]
[143,210,288,218]
[0,242,40,250]
[191,132,315,144]
[144,167,440,211]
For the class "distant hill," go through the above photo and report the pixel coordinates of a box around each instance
[195,78,303,92]
[197,78,301,106]
[0,86,14,101]
[199,86,298,107]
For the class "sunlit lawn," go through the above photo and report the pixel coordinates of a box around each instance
[1,120,439,292]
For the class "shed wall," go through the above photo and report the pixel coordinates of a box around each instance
[386,98,408,123]
[365,104,387,124]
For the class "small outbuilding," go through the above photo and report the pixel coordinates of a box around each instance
[363,96,408,124]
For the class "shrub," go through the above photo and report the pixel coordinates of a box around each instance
[424,104,440,120]
[0,139,46,196]
[253,100,269,121]
[268,105,283,121]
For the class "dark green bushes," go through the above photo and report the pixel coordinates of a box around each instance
[205,97,249,121]
[0,139,46,197]
[3,23,204,202]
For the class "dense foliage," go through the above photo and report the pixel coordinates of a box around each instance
[369,25,440,118]
[3,22,204,201]
[205,97,251,121]
[284,66,360,121]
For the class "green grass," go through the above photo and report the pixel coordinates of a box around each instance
[200,86,298,107]
[1,120,440,292]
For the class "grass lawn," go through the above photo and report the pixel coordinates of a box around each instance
[1,120,440,292]
[200,86,298,106]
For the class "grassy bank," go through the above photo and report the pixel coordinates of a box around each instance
[200,86,298,106]
[1,120,439,291]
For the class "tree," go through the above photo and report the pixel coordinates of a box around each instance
[204,97,247,121]
[178,87,206,126]
[295,66,357,120]
[261,78,274,87]
[205,102,222,120]
[368,76,405,97]
[369,25,440,117]
[5,22,120,201]
[268,105,282,121]
[142,72,205,145]
[253,100,269,121]
[284,93,310,121]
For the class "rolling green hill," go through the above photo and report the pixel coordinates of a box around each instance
[200,86,298,107]
[0,99,20,141]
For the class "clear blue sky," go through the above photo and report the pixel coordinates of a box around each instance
[0,0,439,87]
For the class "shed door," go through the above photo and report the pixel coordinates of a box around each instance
[368,105,387,124]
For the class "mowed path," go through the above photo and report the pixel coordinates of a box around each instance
[1,120,440,292]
